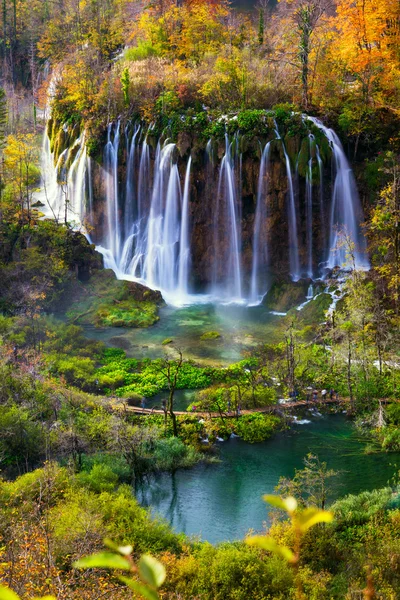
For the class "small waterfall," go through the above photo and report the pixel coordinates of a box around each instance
[306,284,313,299]
[177,156,192,298]
[275,122,301,281]
[104,121,121,262]
[283,145,300,281]
[308,117,369,270]
[305,135,314,279]
[213,133,242,301]
[142,143,182,294]
[315,143,325,260]
[249,141,271,305]
[125,124,140,240]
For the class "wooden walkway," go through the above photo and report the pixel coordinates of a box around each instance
[114,397,344,419]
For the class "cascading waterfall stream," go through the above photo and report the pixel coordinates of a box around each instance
[213,133,243,301]
[177,156,192,297]
[249,142,271,305]
[104,121,121,262]
[305,135,314,279]
[308,117,369,270]
[274,122,301,282]
[37,115,370,307]
[125,124,140,240]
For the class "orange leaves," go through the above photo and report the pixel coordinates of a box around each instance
[334,0,400,102]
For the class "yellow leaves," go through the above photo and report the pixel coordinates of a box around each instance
[335,0,400,87]
[246,495,333,570]
[294,507,334,532]
[263,494,298,514]
[247,535,296,563]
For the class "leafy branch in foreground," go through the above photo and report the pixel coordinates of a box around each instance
[73,538,166,600]
[246,495,333,600]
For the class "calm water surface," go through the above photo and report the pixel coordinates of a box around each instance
[138,414,399,544]
[84,302,286,365]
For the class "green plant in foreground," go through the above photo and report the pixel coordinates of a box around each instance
[0,541,166,600]
[0,587,55,600]
[74,539,166,600]
[246,495,333,600]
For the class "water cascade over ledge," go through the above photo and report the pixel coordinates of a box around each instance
[37,115,370,306]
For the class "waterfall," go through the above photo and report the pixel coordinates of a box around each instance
[249,141,271,305]
[142,143,182,294]
[121,135,152,277]
[283,145,301,281]
[308,117,369,270]
[37,112,370,307]
[125,124,140,240]
[305,135,314,279]
[315,143,325,262]
[104,121,121,262]
[275,122,301,282]
[177,156,192,298]
[213,133,242,301]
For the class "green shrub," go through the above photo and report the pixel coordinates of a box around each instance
[125,42,160,61]
[234,413,281,443]
[76,464,119,493]
[332,488,392,526]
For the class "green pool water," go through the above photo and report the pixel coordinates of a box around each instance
[137,414,399,544]
[84,302,286,366]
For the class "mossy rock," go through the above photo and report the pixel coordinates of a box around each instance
[293,293,332,326]
[64,269,163,328]
[162,338,173,345]
[200,331,221,340]
[263,279,309,313]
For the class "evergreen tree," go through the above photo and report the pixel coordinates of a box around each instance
[0,86,6,148]
[258,9,264,45]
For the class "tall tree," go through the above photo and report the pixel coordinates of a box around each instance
[277,0,333,107]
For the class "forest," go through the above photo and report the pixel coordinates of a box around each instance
[2,0,400,599]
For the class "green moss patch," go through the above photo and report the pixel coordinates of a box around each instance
[293,293,332,326]
[64,269,164,328]
[200,331,221,340]
[263,279,309,313]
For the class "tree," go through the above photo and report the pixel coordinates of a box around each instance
[258,8,264,46]
[276,0,334,107]
[2,133,39,225]
[160,350,183,436]
[275,453,338,509]
[369,152,400,309]
[0,86,6,147]
[121,67,130,106]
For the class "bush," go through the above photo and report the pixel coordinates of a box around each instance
[125,42,160,61]
[152,437,201,471]
[234,413,281,443]
[76,463,119,493]
[332,488,392,526]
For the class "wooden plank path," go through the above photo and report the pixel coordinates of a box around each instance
[113,397,345,419]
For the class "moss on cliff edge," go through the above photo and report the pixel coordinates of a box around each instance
[64,269,164,328]
[263,279,309,313]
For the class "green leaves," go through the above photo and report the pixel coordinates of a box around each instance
[138,554,166,588]
[263,494,298,514]
[0,586,21,600]
[73,552,131,570]
[73,540,166,600]
[0,587,56,600]
[246,495,334,569]
[119,577,159,600]
[246,536,295,563]
[294,507,333,532]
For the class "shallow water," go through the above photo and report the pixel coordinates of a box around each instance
[137,414,399,544]
[84,302,286,365]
